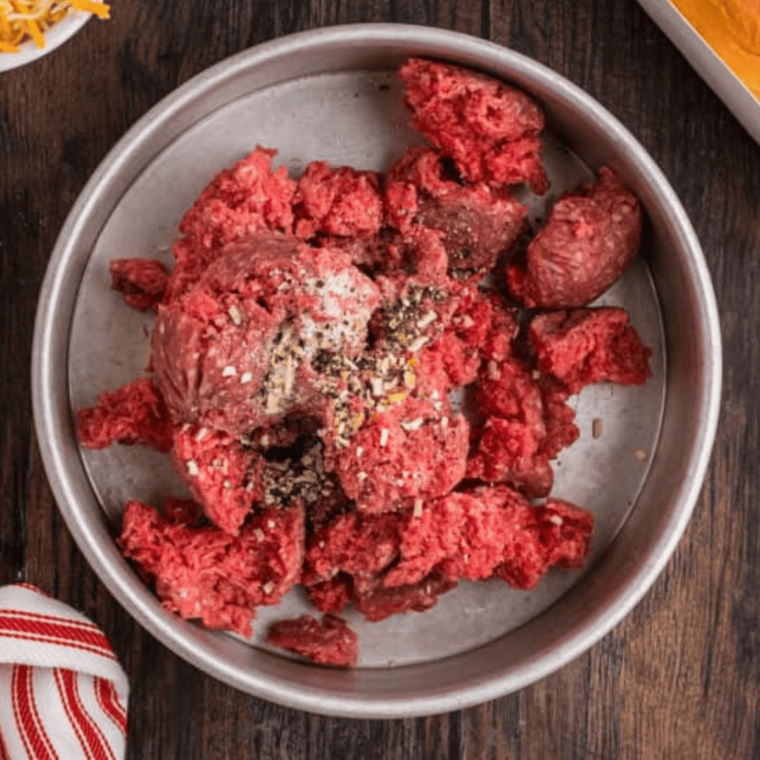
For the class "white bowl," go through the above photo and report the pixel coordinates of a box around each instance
[0,8,91,73]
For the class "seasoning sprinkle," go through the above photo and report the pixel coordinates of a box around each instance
[228,305,243,325]
[408,335,429,353]
[416,311,438,329]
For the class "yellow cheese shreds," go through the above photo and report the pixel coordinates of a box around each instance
[0,0,110,52]
[25,15,44,46]
[69,0,108,19]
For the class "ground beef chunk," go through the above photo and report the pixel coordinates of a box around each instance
[384,147,528,273]
[383,490,513,587]
[493,495,594,590]
[529,307,652,394]
[293,161,383,241]
[303,511,401,589]
[413,283,510,395]
[305,574,354,615]
[383,486,592,592]
[398,59,547,192]
[353,570,457,622]
[109,258,168,312]
[327,398,470,514]
[175,146,296,271]
[152,234,380,436]
[170,425,265,535]
[77,377,173,452]
[266,614,359,667]
[467,417,554,498]
[467,357,554,497]
[378,485,593,593]
[118,499,305,638]
[506,167,642,308]
[160,148,296,303]
[539,378,580,459]
[476,356,543,421]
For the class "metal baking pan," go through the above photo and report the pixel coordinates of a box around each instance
[32,24,722,717]
[638,0,760,145]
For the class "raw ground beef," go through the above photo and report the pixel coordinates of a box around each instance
[293,161,384,242]
[265,614,358,667]
[109,257,169,312]
[299,483,593,622]
[327,397,470,514]
[118,499,304,638]
[303,511,401,590]
[170,425,265,536]
[466,354,572,497]
[306,574,354,615]
[494,497,595,590]
[529,307,653,394]
[398,58,548,193]
[384,485,593,588]
[152,234,380,436]
[384,146,529,274]
[162,146,297,303]
[76,57,653,667]
[77,377,173,452]
[539,377,581,459]
[467,417,555,498]
[353,570,458,622]
[506,166,642,309]
[176,147,295,263]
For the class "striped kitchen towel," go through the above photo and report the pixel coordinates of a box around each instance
[0,584,129,760]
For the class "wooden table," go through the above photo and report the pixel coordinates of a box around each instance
[2,1,759,757]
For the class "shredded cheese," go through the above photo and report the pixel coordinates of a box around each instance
[669,0,760,98]
[0,0,109,53]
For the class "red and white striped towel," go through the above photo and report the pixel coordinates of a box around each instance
[0,584,129,760]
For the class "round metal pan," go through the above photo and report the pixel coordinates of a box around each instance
[32,24,721,717]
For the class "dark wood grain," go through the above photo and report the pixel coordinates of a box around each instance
[2,0,759,758]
